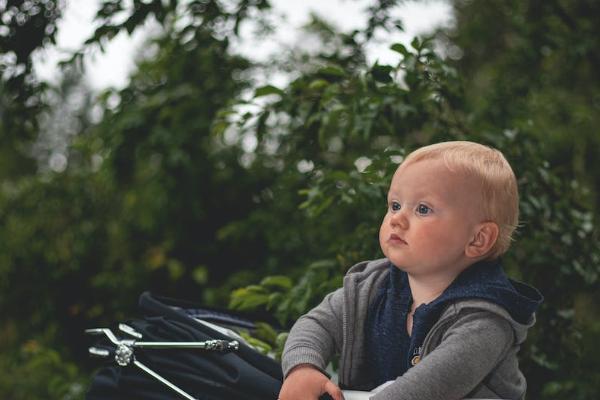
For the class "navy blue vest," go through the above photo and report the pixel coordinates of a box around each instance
[364,266,443,387]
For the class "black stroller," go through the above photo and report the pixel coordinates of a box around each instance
[85,292,283,400]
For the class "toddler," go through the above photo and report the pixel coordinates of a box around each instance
[279,141,543,400]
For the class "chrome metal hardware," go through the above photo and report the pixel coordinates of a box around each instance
[85,326,239,400]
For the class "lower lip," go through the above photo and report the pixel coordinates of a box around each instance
[389,237,406,245]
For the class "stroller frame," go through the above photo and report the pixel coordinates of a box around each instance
[85,292,284,400]
[86,323,240,400]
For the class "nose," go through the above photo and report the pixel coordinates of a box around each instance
[390,208,409,229]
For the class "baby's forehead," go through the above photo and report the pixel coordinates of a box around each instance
[389,159,483,201]
[392,158,460,182]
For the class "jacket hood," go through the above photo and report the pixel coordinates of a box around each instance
[433,259,543,326]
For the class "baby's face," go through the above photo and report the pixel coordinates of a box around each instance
[379,159,483,276]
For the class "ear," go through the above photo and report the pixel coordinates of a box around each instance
[465,222,499,259]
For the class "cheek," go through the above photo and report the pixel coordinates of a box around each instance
[412,221,446,244]
[379,214,390,235]
[379,216,389,246]
[415,220,467,251]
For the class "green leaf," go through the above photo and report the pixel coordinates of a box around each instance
[390,43,410,57]
[308,79,329,90]
[254,85,284,98]
[310,196,333,217]
[371,64,394,83]
[267,292,284,309]
[229,286,269,310]
[317,66,346,78]
[275,332,289,349]
[254,322,278,343]
[307,259,337,271]
[260,275,293,290]
[239,332,272,354]
[410,37,422,51]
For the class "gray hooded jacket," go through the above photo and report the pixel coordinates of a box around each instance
[281,258,540,400]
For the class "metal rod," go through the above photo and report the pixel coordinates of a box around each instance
[88,347,110,358]
[133,340,239,351]
[133,359,197,400]
[119,323,143,339]
[85,328,122,346]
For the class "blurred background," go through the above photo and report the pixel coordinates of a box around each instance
[0,0,598,398]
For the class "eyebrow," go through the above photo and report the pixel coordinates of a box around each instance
[387,190,438,201]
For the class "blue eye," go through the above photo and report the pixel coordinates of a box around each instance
[416,204,432,215]
[390,201,401,212]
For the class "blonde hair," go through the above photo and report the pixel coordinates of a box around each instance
[400,141,519,260]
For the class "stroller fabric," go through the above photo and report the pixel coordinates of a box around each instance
[86,292,283,400]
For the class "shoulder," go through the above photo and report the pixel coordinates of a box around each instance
[337,258,393,315]
[429,300,516,352]
[439,298,534,343]
[343,258,391,295]
[440,299,514,322]
[418,305,516,375]
[345,257,391,280]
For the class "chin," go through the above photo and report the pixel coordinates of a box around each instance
[387,256,408,269]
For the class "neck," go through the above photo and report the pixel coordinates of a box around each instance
[407,270,461,310]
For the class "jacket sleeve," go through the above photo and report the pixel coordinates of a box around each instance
[281,286,345,379]
[371,310,515,400]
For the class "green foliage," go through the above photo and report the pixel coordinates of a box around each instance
[0,0,63,179]
[238,322,288,360]
[0,338,85,400]
[437,0,600,209]
[1,0,275,397]
[231,260,343,326]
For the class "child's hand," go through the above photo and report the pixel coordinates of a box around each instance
[279,364,344,400]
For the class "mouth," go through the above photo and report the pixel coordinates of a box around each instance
[389,234,407,245]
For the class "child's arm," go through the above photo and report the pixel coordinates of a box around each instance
[371,310,516,400]
[281,287,345,377]
[280,287,346,399]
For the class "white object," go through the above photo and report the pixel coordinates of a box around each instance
[342,381,395,400]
